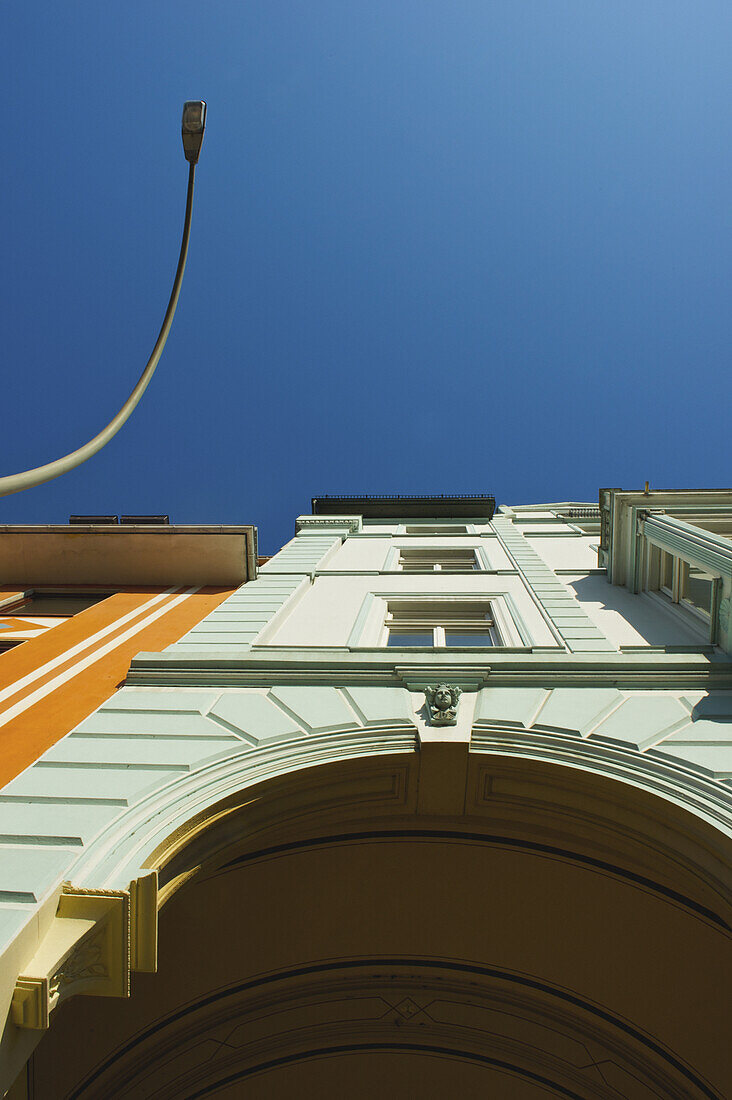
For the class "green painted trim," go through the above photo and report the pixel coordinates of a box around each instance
[347,592,379,648]
[642,513,732,578]
[127,648,732,691]
[471,729,732,835]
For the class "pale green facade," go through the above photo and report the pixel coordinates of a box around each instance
[2,491,731,1097]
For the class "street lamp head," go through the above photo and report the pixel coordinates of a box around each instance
[181,100,207,164]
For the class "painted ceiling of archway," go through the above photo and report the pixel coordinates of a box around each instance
[30,830,730,1099]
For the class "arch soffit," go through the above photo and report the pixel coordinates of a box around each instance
[47,961,719,1100]
[68,719,732,903]
[9,716,732,1048]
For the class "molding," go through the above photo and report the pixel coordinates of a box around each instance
[395,664,490,691]
[346,589,530,649]
[11,886,130,1030]
[127,649,732,690]
[471,728,732,838]
[295,515,362,534]
[6,718,732,1077]
[59,717,732,899]
[10,873,158,1030]
[68,730,419,889]
[346,593,380,648]
[641,513,732,579]
[54,961,711,1100]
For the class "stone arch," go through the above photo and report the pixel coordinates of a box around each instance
[19,720,732,1099]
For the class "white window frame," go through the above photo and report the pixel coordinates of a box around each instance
[347,592,528,648]
[642,544,720,647]
[396,548,479,573]
[396,524,476,536]
[384,599,501,647]
[381,544,492,571]
[646,545,717,625]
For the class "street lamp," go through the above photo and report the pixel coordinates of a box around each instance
[0,101,207,498]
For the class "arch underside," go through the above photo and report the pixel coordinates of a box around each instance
[28,742,732,1100]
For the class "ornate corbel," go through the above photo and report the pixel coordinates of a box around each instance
[11,873,157,1030]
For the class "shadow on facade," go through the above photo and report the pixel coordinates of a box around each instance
[26,742,732,1099]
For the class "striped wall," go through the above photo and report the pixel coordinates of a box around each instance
[0,587,236,786]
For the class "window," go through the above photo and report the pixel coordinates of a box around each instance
[404,525,468,535]
[0,591,112,656]
[398,549,477,572]
[385,600,501,647]
[679,561,715,618]
[659,549,675,595]
[3,593,109,617]
[649,549,716,622]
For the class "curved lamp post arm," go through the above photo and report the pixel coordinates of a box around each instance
[0,101,206,499]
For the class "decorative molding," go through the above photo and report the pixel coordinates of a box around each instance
[127,649,732,691]
[640,512,732,579]
[470,727,732,839]
[68,729,419,889]
[50,922,108,998]
[295,515,362,534]
[10,877,159,1031]
[395,664,490,691]
[425,684,462,726]
[12,886,130,1030]
[54,962,702,1100]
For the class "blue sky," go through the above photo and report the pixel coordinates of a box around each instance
[2,3,731,553]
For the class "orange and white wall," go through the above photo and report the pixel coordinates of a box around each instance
[0,585,237,787]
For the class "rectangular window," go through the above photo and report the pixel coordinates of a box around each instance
[679,562,715,619]
[3,593,109,617]
[385,600,501,647]
[659,550,675,595]
[398,549,477,572]
[0,591,112,657]
[648,550,717,627]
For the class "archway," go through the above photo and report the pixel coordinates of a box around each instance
[27,742,732,1098]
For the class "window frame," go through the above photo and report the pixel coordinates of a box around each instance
[402,524,470,536]
[645,545,718,636]
[384,598,502,647]
[346,591,528,648]
[396,548,479,573]
[648,547,716,617]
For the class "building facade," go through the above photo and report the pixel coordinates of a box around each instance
[0,493,730,1098]
[0,520,257,792]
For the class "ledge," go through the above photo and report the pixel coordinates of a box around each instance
[127,647,732,690]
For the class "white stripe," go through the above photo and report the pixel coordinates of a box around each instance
[0,588,181,709]
[0,587,198,730]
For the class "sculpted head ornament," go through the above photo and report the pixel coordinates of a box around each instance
[424,684,462,726]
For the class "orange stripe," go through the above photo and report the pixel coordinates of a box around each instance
[0,588,234,787]
[0,592,183,714]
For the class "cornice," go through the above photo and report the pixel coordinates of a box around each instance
[641,512,732,578]
[295,515,362,534]
[127,648,732,691]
